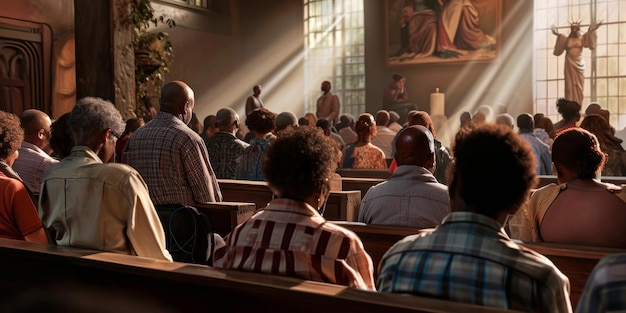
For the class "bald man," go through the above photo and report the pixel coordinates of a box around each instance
[13,109,58,195]
[205,108,249,179]
[358,125,449,227]
[123,81,222,207]
[245,84,264,116]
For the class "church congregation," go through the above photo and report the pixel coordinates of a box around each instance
[3,1,626,312]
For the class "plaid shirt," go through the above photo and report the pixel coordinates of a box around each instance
[576,253,626,313]
[204,132,249,179]
[214,198,375,290]
[378,212,572,312]
[122,111,222,205]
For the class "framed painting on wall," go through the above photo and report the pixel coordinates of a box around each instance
[385,0,501,66]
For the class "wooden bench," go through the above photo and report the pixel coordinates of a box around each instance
[337,168,391,179]
[537,175,626,187]
[341,177,385,199]
[331,222,625,309]
[194,202,256,236]
[217,179,362,221]
[0,239,521,313]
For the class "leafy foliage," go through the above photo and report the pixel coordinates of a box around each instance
[131,0,175,116]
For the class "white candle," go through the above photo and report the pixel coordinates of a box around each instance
[430,89,445,116]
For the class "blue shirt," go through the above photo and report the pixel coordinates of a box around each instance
[378,211,572,312]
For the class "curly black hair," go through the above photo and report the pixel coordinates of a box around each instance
[450,124,537,218]
[246,108,276,134]
[0,111,23,159]
[556,98,581,122]
[262,126,340,200]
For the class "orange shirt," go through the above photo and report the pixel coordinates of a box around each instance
[0,173,43,240]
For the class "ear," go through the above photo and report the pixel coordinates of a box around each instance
[37,128,46,140]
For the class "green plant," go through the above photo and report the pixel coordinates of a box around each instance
[131,0,175,117]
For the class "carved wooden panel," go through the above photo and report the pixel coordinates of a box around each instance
[0,17,51,115]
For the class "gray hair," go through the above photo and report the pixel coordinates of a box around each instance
[69,97,124,145]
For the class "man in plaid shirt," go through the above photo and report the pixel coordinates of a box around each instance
[378,124,572,312]
[123,81,221,206]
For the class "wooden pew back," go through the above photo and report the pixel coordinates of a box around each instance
[0,239,521,313]
[194,202,256,236]
[337,168,392,179]
[217,179,361,221]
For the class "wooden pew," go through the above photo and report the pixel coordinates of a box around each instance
[537,175,626,187]
[331,222,626,309]
[194,202,256,236]
[520,241,626,308]
[0,239,522,313]
[337,168,392,179]
[341,177,385,199]
[217,179,362,221]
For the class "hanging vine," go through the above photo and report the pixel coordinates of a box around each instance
[131,0,175,116]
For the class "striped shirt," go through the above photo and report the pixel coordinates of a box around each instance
[214,198,375,290]
[122,111,222,205]
[576,253,626,313]
[378,212,572,312]
[12,141,58,194]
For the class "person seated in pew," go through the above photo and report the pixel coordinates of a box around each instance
[214,127,375,290]
[0,111,48,244]
[378,124,572,312]
[235,108,276,181]
[576,253,626,313]
[509,128,626,248]
[358,125,449,228]
[341,113,387,170]
[205,108,249,179]
[39,97,172,261]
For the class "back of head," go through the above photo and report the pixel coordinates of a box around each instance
[516,113,534,131]
[389,111,400,124]
[355,113,375,139]
[0,111,23,160]
[274,112,298,132]
[552,128,605,179]
[495,113,514,129]
[408,111,434,135]
[215,108,238,131]
[20,109,50,138]
[298,117,310,126]
[49,113,73,159]
[475,105,493,122]
[203,115,217,132]
[585,102,602,116]
[316,117,331,130]
[460,111,472,128]
[375,110,391,127]
[451,124,537,218]
[69,97,124,145]
[556,98,581,121]
[159,81,191,111]
[580,114,622,152]
[123,117,145,136]
[262,127,340,199]
[395,125,435,168]
[246,108,276,134]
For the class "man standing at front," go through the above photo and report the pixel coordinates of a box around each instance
[39,97,172,261]
[378,124,572,312]
[123,81,222,207]
[316,80,340,124]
